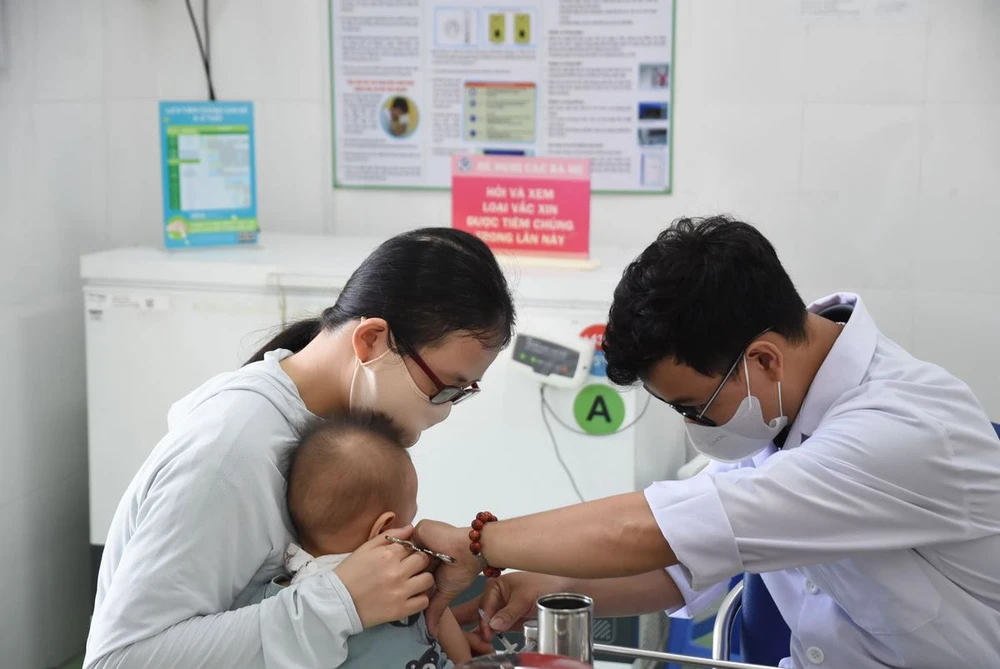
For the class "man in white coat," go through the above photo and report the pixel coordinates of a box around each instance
[418,216,1000,669]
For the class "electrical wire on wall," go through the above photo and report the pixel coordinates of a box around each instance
[539,386,652,503]
[185,0,217,101]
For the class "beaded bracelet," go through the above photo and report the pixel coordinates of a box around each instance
[469,511,505,578]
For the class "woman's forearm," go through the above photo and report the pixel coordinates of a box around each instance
[481,492,676,579]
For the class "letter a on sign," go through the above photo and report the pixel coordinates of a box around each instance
[573,384,625,435]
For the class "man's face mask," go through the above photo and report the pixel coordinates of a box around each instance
[684,355,787,463]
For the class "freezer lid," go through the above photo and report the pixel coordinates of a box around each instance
[80,233,637,308]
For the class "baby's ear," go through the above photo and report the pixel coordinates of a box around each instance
[368,511,397,540]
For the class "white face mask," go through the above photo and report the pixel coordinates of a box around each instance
[349,348,452,446]
[685,357,787,463]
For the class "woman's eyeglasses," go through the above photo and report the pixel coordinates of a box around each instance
[406,347,481,405]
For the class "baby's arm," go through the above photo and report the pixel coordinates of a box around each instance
[437,608,473,665]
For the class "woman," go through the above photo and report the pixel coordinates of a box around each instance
[84,229,516,669]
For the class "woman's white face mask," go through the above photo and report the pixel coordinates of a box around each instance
[349,348,452,446]
[685,357,787,463]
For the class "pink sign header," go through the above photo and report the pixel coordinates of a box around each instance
[452,155,591,181]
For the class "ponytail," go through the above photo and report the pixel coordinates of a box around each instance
[245,317,322,365]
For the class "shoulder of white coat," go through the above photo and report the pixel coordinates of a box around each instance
[790,380,964,502]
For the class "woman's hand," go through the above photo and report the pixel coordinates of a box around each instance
[334,526,434,629]
[452,571,570,641]
[413,520,483,635]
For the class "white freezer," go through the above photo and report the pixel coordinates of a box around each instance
[81,233,689,546]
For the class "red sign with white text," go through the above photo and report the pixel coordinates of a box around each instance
[452,154,591,259]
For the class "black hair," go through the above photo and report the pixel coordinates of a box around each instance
[391,97,409,113]
[603,216,807,385]
[245,228,515,364]
[285,410,411,552]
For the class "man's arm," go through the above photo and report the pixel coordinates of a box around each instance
[568,570,684,618]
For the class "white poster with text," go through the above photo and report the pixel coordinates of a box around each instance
[330,0,675,193]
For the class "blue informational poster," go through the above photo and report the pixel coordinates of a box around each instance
[159,101,258,248]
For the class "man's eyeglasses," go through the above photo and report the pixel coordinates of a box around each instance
[406,346,481,405]
[647,328,771,427]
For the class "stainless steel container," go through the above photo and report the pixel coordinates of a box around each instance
[522,620,538,652]
[535,593,594,665]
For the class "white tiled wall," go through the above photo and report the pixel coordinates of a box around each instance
[0,0,998,666]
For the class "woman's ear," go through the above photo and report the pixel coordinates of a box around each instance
[352,318,389,363]
[368,511,397,540]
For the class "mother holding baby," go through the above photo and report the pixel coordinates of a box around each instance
[84,229,516,669]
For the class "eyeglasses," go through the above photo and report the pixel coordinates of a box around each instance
[406,346,481,405]
[647,328,771,427]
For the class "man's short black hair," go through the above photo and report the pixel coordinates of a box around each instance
[391,97,409,113]
[603,216,808,385]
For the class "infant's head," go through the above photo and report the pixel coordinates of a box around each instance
[286,410,417,557]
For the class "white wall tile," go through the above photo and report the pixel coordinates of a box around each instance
[206,0,264,100]
[790,191,919,295]
[155,0,216,101]
[802,21,928,104]
[0,310,36,505]
[331,188,448,237]
[860,289,915,351]
[24,298,89,494]
[909,193,1000,294]
[0,0,37,104]
[0,102,37,309]
[255,101,326,233]
[0,497,46,669]
[103,0,159,100]
[37,474,92,666]
[106,100,162,246]
[910,291,1000,417]
[684,103,803,197]
[34,0,103,101]
[0,298,88,504]
[257,0,324,101]
[925,0,1000,103]
[800,104,922,197]
[920,103,1000,198]
[690,0,807,104]
[28,102,107,301]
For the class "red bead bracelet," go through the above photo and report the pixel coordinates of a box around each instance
[470,511,505,578]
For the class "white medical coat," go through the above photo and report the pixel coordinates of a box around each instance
[645,293,1000,668]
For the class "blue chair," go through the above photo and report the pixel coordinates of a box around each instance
[713,574,791,666]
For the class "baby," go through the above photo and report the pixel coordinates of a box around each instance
[266,410,471,668]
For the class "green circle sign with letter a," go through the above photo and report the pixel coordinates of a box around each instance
[573,384,626,435]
